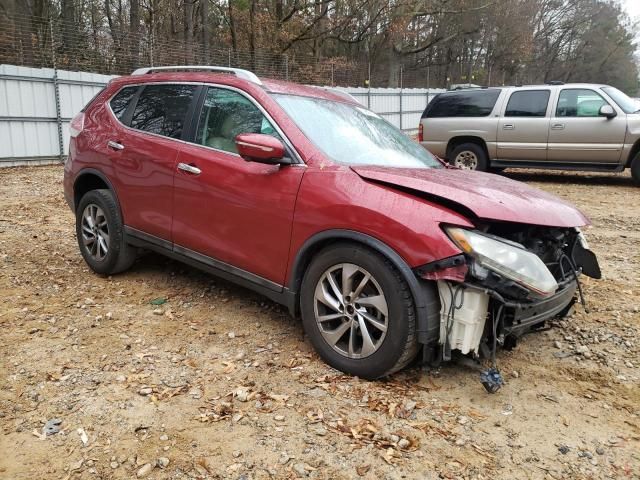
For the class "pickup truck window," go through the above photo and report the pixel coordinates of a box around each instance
[602,86,639,114]
[505,90,550,117]
[422,90,500,118]
[556,89,608,117]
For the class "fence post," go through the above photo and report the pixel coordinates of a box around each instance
[150,30,154,67]
[284,54,289,81]
[399,65,403,131]
[367,62,371,109]
[50,21,64,163]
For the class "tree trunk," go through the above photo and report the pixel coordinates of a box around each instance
[228,0,237,53]
[184,0,195,64]
[129,0,140,69]
[249,0,256,70]
[387,48,400,87]
[60,0,75,54]
[201,0,210,63]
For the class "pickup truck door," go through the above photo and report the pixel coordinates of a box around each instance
[496,89,551,161]
[547,88,625,164]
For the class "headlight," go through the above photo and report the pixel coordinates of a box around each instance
[445,227,558,298]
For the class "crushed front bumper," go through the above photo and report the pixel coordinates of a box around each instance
[502,279,577,336]
[435,278,577,356]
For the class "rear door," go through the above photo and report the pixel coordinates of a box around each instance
[496,89,551,161]
[171,86,304,286]
[420,89,501,158]
[547,88,625,164]
[110,83,199,240]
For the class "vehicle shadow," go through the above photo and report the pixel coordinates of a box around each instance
[502,169,635,187]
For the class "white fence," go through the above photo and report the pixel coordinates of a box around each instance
[333,87,443,134]
[0,64,444,166]
[0,65,116,166]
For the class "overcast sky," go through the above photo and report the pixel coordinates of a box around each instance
[620,0,640,55]
[622,0,640,17]
[621,0,640,24]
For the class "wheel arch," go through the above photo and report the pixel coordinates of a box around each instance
[626,138,640,167]
[73,169,120,213]
[288,230,440,346]
[446,136,489,161]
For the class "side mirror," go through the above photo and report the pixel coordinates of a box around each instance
[599,104,616,119]
[235,133,289,165]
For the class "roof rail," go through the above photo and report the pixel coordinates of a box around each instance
[130,65,262,85]
[546,80,565,86]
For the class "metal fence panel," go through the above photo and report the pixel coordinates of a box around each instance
[336,87,442,132]
[0,65,115,164]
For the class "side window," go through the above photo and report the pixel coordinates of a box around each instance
[556,89,608,117]
[109,86,138,121]
[129,84,197,139]
[505,90,550,117]
[195,87,282,154]
[423,90,500,118]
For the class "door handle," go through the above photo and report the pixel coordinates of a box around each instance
[551,123,565,130]
[502,124,515,130]
[107,140,124,150]
[177,162,202,175]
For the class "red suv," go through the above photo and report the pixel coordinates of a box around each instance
[64,66,600,382]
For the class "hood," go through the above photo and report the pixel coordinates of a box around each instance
[352,166,589,228]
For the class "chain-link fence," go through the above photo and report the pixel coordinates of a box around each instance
[0,11,436,89]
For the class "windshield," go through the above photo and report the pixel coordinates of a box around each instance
[274,94,442,169]
[602,86,640,113]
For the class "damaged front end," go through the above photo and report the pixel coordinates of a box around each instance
[416,224,601,392]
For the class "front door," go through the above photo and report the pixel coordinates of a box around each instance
[547,88,626,164]
[172,86,305,287]
[496,89,551,161]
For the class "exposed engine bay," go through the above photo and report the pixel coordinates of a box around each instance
[417,225,601,393]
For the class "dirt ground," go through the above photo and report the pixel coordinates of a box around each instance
[0,165,638,480]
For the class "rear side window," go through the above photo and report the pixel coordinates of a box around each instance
[109,86,138,121]
[423,90,500,118]
[129,84,197,139]
[505,90,550,117]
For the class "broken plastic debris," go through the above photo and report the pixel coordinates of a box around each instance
[480,368,503,394]
[43,418,62,436]
[77,427,89,445]
[150,297,167,305]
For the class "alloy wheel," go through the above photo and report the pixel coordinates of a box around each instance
[313,263,389,359]
[454,150,478,170]
[81,204,109,261]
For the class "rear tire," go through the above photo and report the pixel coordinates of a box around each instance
[300,243,418,379]
[631,153,640,186]
[76,189,136,275]
[449,143,489,171]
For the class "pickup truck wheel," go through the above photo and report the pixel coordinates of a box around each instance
[450,143,488,171]
[76,189,136,275]
[632,153,640,185]
[300,244,418,379]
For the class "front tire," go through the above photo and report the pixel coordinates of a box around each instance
[631,153,640,186]
[450,142,489,171]
[76,189,136,275]
[300,244,418,379]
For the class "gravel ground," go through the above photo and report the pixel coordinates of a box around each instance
[0,165,638,480]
